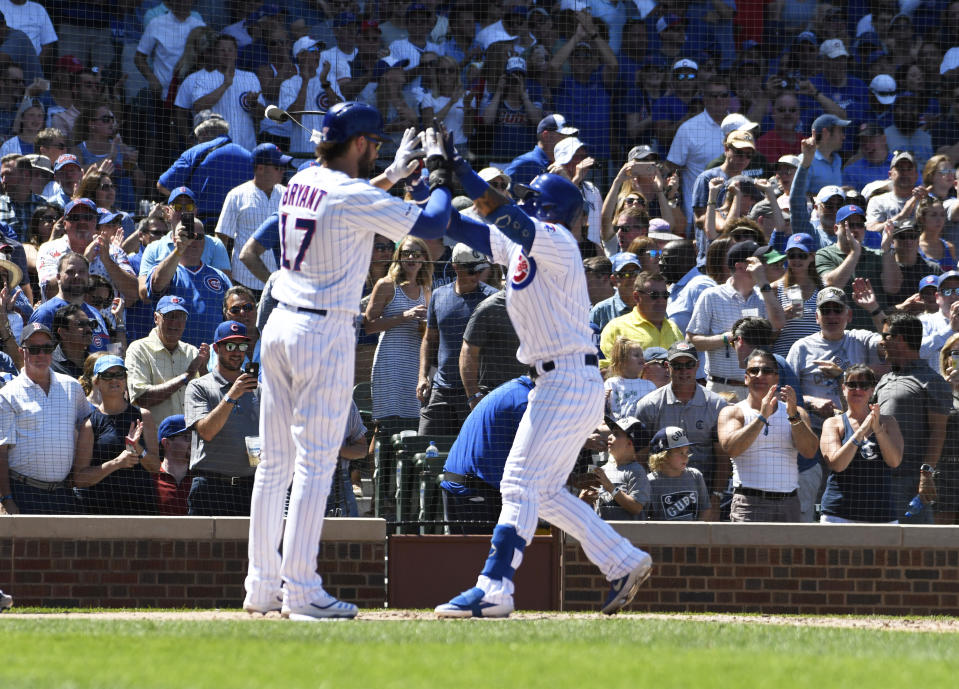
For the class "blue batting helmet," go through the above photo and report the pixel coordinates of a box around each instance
[319,101,389,144]
[517,173,586,228]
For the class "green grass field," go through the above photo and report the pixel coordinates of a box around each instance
[2,613,958,689]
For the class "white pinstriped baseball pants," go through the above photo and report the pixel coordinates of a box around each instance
[245,307,355,608]
[498,364,649,581]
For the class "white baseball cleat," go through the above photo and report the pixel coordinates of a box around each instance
[435,587,514,618]
[601,553,653,615]
[243,593,283,615]
[282,597,358,621]
[0,590,12,611]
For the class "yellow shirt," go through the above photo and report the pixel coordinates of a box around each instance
[600,310,683,360]
[126,328,199,423]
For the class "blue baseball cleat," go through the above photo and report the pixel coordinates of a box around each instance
[601,554,653,615]
[435,587,513,618]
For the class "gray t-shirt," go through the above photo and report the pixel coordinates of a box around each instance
[646,467,709,520]
[462,290,526,391]
[185,369,260,476]
[785,329,881,429]
[865,191,909,225]
[595,460,650,521]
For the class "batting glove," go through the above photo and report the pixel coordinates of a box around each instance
[384,127,425,184]
[423,128,454,191]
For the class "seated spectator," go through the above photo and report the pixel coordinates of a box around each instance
[581,415,650,522]
[28,253,112,354]
[718,349,818,522]
[154,414,194,516]
[0,99,44,157]
[0,153,44,241]
[44,154,82,208]
[51,303,93,379]
[0,323,93,515]
[590,252,640,333]
[937,333,959,524]
[819,364,903,524]
[646,426,711,521]
[145,214,232,348]
[126,295,210,425]
[325,401,368,518]
[865,150,923,232]
[843,123,892,192]
[600,270,683,357]
[641,347,671,388]
[915,199,956,271]
[604,336,655,420]
[73,355,161,515]
[184,320,260,516]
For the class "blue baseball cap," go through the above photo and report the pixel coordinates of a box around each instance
[644,346,668,362]
[93,354,126,376]
[213,320,248,344]
[253,143,293,167]
[835,205,865,224]
[919,275,940,292]
[64,198,97,215]
[156,294,189,315]
[157,414,189,443]
[938,271,959,287]
[167,186,197,204]
[98,208,122,225]
[650,426,693,454]
[785,233,815,254]
[54,153,81,172]
[812,114,852,131]
[611,252,641,273]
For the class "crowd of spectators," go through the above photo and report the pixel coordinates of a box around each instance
[0,0,957,526]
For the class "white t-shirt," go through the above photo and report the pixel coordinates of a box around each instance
[605,376,657,420]
[136,13,207,98]
[0,0,56,54]
[666,110,724,231]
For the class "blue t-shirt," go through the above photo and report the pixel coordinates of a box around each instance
[441,375,533,494]
[554,71,612,159]
[651,93,690,124]
[842,155,892,192]
[158,136,254,222]
[504,147,549,188]
[427,280,497,391]
[146,263,232,347]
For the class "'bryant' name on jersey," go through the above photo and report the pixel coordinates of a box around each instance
[282,182,328,211]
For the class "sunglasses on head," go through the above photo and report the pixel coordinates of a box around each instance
[746,366,778,376]
[228,303,255,315]
[23,343,55,355]
[221,341,250,352]
[98,370,127,380]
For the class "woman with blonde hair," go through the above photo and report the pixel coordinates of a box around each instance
[604,337,655,420]
[0,99,45,156]
[365,235,433,426]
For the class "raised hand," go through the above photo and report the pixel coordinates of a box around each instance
[760,384,779,418]
[384,127,424,184]
[851,277,878,312]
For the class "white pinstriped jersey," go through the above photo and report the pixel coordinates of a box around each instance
[486,217,594,364]
[214,180,284,290]
[174,68,265,151]
[271,166,422,312]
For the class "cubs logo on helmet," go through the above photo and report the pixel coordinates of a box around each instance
[511,252,537,290]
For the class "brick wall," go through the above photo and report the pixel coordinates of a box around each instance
[1,517,387,609]
[563,523,959,615]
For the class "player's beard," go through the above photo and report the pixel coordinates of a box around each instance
[357,141,378,179]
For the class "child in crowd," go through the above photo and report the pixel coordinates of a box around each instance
[605,336,656,419]
[580,416,651,521]
[646,426,711,521]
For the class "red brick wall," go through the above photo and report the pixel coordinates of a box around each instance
[563,543,959,615]
[1,535,386,609]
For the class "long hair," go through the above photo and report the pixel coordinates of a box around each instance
[74,168,110,203]
[387,235,433,291]
[607,336,642,379]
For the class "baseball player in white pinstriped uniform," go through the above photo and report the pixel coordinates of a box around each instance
[243,103,454,621]
[434,156,653,618]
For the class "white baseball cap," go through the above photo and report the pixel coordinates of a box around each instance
[869,74,897,105]
[293,36,322,57]
[815,185,845,204]
[552,137,586,165]
[478,167,510,185]
[819,38,849,59]
[451,243,489,265]
[720,113,759,139]
[672,58,698,72]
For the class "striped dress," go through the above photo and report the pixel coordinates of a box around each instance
[371,283,426,420]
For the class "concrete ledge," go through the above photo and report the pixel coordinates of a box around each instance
[0,516,387,542]
[608,521,712,545]
[901,525,959,547]
[710,523,903,547]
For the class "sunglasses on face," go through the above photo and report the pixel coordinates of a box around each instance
[364,135,383,152]
[639,290,669,300]
[228,303,255,315]
[895,232,919,241]
[67,213,97,223]
[819,304,845,314]
[400,249,425,259]
[172,203,195,212]
[746,366,778,376]
[221,341,250,352]
[23,343,55,355]
[941,287,959,297]
[98,370,127,380]
[39,213,60,222]
[675,73,696,81]
[463,262,489,275]
[374,242,395,252]
[880,331,896,340]
[731,231,757,241]
[844,380,873,390]
[144,228,167,237]
[615,225,648,233]
[622,196,644,205]
[48,142,67,149]
[730,149,754,158]
[786,251,809,260]
[72,319,97,330]
[669,360,697,370]
[846,221,866,230]
[823,200,843,211]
